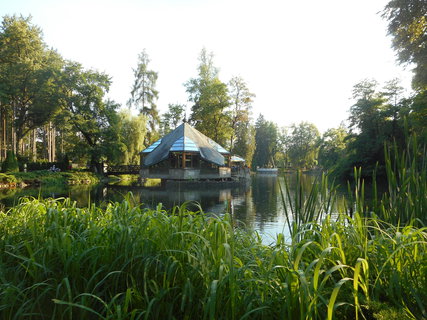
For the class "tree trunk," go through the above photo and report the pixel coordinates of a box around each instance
[0,109,4,161]
[32,129,37,161]
[51,123,56,162]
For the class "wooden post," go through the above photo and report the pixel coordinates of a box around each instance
[182,153,186,168]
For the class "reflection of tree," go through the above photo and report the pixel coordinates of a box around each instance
[229,184,255,229]
[251,175,279,231]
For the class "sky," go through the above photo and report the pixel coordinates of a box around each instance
[1,0,414,133]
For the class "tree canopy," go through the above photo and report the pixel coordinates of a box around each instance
[383,0,427,89]
[186,49,232,147]
[128,49,160,144]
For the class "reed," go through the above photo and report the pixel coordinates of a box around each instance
[1,194,426,319]
[1,136,426,319]
[375,135,427,225]
[275,133,427,319]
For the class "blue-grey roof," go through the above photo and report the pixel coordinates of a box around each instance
[141,123,230,167]
[231,155,245,162]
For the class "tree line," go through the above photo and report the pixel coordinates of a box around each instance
[0,16,148,172]
[1,0,426,177]
[0,16,258,172]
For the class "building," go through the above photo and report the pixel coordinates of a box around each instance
[140,122,232,180]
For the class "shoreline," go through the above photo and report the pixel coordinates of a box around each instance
[0,170,103,190]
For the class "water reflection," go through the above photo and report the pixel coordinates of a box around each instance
[1,173,324,243]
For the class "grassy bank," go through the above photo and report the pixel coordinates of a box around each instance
[1,170,102,188]
[0,196,426,319]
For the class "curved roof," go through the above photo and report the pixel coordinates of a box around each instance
[231,155,245,162]
[141,123,230,167]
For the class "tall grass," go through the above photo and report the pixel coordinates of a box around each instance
[374,135,427,225]
[1,194,427,319]
[276,134,427,319]
[0,136,426,319]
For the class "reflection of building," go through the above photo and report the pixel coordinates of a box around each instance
[140,123,232,180]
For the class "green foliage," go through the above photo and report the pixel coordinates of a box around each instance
[160,103,185,135]
[0,173,17,184]
[0,15,64,150]
[409,89,427,144]
[1,151,19,173]
[233,123,256,167]
[186,48,232,147]
[383,0,427,89]
[318,126,348,169]
[285,122,320,169]
[335,79,410,178]
[27,160,65,171]
[59,62,124,172]
[278,151,427,318]
[128,49,160,144]
[117,110,146,165]
[10,170,100,186]
[252,114,278,168]
[371,135,427,225]
[228,76,255,151]
[1,192,426,319]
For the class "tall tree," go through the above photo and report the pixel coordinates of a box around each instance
[186,48,232,146]
[286,122,320,169]
[335,79,412,177]
[318,125,348,169]
[383,0,427,89]
[160,103,185,135]
[0,15,63,157]
[128,49,159,144]
[228,76,255,151]
[59,62,124,172]
[233,122,256,167]
[118,110,147,165]
[252,114,278,168]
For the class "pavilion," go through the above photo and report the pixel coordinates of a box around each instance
[140,122,232,180]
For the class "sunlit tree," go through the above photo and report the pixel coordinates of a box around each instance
[186,48,232,146]
[128,49,159,144]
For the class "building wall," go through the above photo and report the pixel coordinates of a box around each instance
[140,167,231,180]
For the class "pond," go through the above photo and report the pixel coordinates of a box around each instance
[0,173,343,243]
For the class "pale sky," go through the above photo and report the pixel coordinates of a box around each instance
[1,0,414,133]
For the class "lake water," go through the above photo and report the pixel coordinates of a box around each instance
[0,173,327,243]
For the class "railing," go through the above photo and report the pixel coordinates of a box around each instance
[106,165,141,175]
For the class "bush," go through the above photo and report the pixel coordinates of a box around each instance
[0,173,17,184]
[1,151,19,173]
[16,154,30,171]
[59,154,71,171]
[27,161,64,171]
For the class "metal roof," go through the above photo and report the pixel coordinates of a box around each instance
[231,155,245,162]
[141,123,230,167]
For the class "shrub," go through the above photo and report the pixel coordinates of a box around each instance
[0,173,17,184]
[27,161,63,171]
[1,151,19,173]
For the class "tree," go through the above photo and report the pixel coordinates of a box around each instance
[128,49,159,144]
[233,122,256,167]
[118,111,147,165]
[318,126,348,169]
[228,76,255,151]
[334,79,412,177]
[186,48,232,146]
[160,103,185,135]
[252,114,278,168]
[0,15,63,157]
[59,62,124,172]
[348,79,385,134]
[286,122,320,169]
[1,150,19,173]
[382,0,427,89]
[408,90,427,144]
